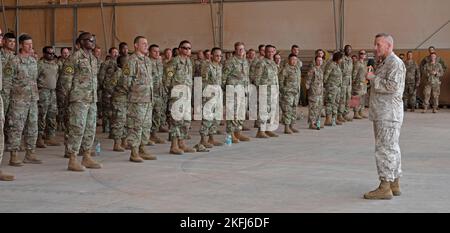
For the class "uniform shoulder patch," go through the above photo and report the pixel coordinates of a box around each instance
[64,65,74,75]
[4,66,13,76]
[122,64,130,76]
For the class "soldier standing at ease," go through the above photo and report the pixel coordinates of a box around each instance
[403,51,420,112]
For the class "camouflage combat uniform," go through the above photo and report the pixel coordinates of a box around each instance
[37,59,59,139]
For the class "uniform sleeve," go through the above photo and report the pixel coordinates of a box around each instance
[222,60,232,87]
[305,67,314,90]
[415,63,421,86]
[373,61,404,94]
[323,63,333,84]
[437,63,444,78]
[439,59,447,73]
[253,61,264,85]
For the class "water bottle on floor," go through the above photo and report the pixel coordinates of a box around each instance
[225,134,232,146]
[95,139,101,156]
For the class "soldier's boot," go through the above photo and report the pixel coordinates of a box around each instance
[235,131,250,142]
[170,138,184,155]
[150,132,166,144]
[353,111,363,119]
[139,145,157,160]
[344,113,353,122]
[200,136,213,148]
[45,137,61,146]
[290,124,299,133]
[121,138,130,150]
[159,125,169,133]
[359,110,368,118]
[81,150,102,169]
[337,115,346,123]
[36,135,47,148]
[422,106,428,113]
[129,147,144,162]
[208,135,223,146]
[363,180,393,200]
[0,170,15,181]
[256,130,269,139]
[284,125,293,134]
[335,115,343,125]
[231,132,240,143]
[147,139,156,146]
[324,115,333,126]
[266,131,279,137]
[113,139,125,152]
[390,178,401,196]
[23,150,43,164]
[432,107,438,113]
[68,152,86,172]
[179,139,196,153]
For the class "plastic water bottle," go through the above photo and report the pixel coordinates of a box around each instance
[225,134,232,146]
[95,139,101,156]
[332,116,336,126]
[316,118,321,130]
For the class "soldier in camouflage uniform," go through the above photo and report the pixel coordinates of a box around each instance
[223,42,251,143]
[193,50,204,78]
[36,46,61,148]
[422,53,444,113]
[198,47,224,148]
[148,44,167,145]
[279,54,300,134]
[305,56,324,130]
[98,47,119,135]
[403,51,420,112]
[165,40,197,154]
[110,55,129,152]
[61,32,102,171]
[420,46,447,75]
[364,33,405,200]
[339,45,353,122]
[351,50,369,119]
[252,45,279,138]
[6,34,42,166]
[0,28,15,181]
[1,32,16,117]
[159,48,172,133]
[323,51,344,126]
[125,36,157,162]
[56,47,71,132]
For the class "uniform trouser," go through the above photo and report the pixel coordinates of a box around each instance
[325,87,340,116]
[0,96,4,164]
[226,120,244,133]
[1,89,10,117]
[423,83,441,109]
[353,93,366,113]
[127,102,152,148]
[373,120,402,182]
[200,120,220,136]
[168,97,191,140]
[403,84,417,109]
[338,82,351,116]
[160,95,169,127]
[101,94,112,130]
[308,95,323,124]
[38,89,58,138]
[67,102,97,155]
[151,96,165,132]
[111,101,127,140]
[56,90,66,130]
[6,100,38,151]
[281,92,298,125]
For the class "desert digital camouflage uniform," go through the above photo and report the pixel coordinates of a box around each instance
[223,55,250,133]
[165,56,192,139]
[99,59,118,132]
[282,57,303,109]
[0,48,16,116]
[6,55,39,151]
[305,65,324,124]
[339,55,353,117]
[252,58,279,128]
[193,58,203,78]
[422,62,444,109]
[279,63,300,125]
[323,61,342,117]
[110,67,128,141]
[96,57,104,122]
[62,49,98,155]
[37,59,59,139]
[199,60,222,136]
[150,57,166,133]
[0,52,4,165]
[369,53,405,182]
[420,54,447,74]
[56,56,70,131]
[126,53,153,148]
[403,59,420,109]
[352,60,368,112]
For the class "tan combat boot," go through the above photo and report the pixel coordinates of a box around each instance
[390,178,401,196]
[179,139,196,153]
[200,136,213,148]
[359,110,368,118]
[255,130,269,138]
[23,150,43,164]
[344,113,353,122]
[290,124,299,133]
[139,145,157,160]
[150,132,166,144]
[231,132,239,143]
[432,107,437,113]
[9,151,23,166]
[422,106,428,113]
[67,152,85,172]
[130,147,144,162]
[324,115,333,126]
[147,139,156,146]
[353,111,362,119]
[208,135,223,146]
[363,180,393,200]
[45,136,61,146]
[0,170,15,181]
[113,139,125,152]
[170,138,184,155]
[335,115,343,125]
[121,138,130,150]
[81,150,102,169]
[36,135,47,148]
[266,131,279,137]
[337,115,346,123]
[284,125,293,134]
[235,131,250,141]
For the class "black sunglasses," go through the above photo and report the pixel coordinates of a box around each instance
[180,46,191,50]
